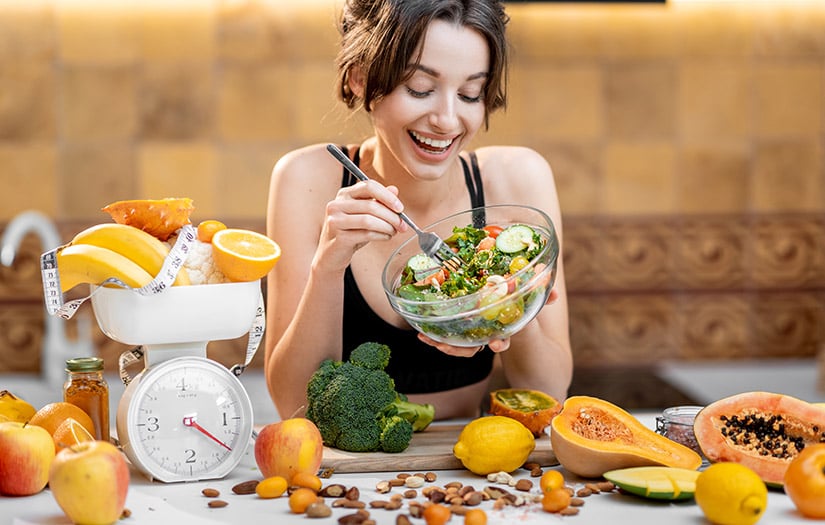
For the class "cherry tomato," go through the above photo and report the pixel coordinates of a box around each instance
[464,508,488,525]
[509,255,529,274]
[197,219,226,243]
[479,293,503,321]
[540,470,565,493]
[422,503,451,525]
[483,225,503,238]
[785,443,825,518]
[541,487,571,513]
[496,299,524,325]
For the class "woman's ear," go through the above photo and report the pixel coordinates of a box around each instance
[348,65,365,99]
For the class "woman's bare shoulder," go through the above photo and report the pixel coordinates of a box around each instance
[272,143,346,181]
[268,144,354,226]
[472,145,552,175]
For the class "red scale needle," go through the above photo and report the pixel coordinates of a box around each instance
[183,415,232,451]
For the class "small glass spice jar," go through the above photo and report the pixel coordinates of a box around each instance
[63,357,110,441]
[655,405,704,457]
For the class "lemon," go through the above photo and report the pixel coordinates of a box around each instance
[211,228,281,282]
[453,416,535,475]
[695,463,767,525]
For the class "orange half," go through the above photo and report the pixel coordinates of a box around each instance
[211,228,281,282]
[53,417,95,452]
[29,401,95,438]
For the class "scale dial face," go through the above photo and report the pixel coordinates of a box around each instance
[117,356,254,482]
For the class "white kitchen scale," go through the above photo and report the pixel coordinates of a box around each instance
[41,225,265,483]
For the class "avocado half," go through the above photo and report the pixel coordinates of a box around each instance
[603,466,700,501]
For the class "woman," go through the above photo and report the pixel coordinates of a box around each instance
[265,0,572,420]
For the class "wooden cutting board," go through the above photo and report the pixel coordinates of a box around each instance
[320,424,557,473]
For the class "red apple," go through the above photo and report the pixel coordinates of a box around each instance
[254,418,323,483]
[0,421,55,496]
[49,440,129,525]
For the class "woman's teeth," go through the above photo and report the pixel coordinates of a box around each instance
[410,131,453,152]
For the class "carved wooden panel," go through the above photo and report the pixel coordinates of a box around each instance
[565,214,825,366]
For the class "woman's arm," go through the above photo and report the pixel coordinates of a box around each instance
[264,144,407,418]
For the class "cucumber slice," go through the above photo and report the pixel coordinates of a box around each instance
[405,253,441,281]
[495,224,536,254]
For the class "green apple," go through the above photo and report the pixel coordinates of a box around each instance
[0,421,55,496]
[49,440,129,525]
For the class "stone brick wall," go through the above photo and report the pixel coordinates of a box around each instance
[1,0,824,373]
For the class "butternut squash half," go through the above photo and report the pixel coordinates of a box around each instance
[549,396,702,478]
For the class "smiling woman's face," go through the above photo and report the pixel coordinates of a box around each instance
[369,19,490,181]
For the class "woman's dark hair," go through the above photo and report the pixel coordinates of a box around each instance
[336,0,509,128]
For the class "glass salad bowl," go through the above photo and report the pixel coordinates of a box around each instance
[382,205,559,347]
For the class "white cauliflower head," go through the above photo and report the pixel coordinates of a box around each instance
[183,238,229,285]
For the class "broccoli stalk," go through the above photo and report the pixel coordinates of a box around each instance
[383,393,436,433]
[305,342,435,453]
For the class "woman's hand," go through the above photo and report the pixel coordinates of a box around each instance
[417,333,510,356]
[315,180,407,272]
[416,285,560,357]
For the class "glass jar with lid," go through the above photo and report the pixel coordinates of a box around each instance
[655,405,704,458]
[63,357,110,441]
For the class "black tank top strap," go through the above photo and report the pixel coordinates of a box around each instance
[461,152,486,227]
[339,145,362,187]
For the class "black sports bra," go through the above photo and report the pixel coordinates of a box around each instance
[340,146,494,394]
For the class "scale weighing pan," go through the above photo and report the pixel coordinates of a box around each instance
[91,281,261,346]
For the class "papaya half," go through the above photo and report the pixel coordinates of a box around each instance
[488,388,561,437]
[693,391,825,487]
[549,396,702,478]
[102,197,195,241]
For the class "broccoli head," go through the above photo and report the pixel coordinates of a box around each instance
[305,342,435,453]
[348,341,391,370]
[379,415,414,453]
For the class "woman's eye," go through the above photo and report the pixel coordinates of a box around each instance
[406,87,431,98]
[459,93,483,103]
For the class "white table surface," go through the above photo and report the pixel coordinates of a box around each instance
[0,413,808,525]
[1,363,819,524]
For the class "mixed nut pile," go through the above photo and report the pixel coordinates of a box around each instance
[198,464,618,523]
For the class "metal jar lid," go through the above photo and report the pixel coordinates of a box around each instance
[66,356,104,372]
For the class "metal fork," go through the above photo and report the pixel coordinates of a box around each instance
[326,144,462,272]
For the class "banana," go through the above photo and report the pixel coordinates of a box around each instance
[70,223,190,286]
[56,244,154,293]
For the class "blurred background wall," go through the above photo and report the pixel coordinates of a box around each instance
[1,0,823,375]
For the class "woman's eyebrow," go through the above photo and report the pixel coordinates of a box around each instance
[410,63,488,81]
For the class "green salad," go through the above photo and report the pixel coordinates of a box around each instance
[393,223,550,341]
